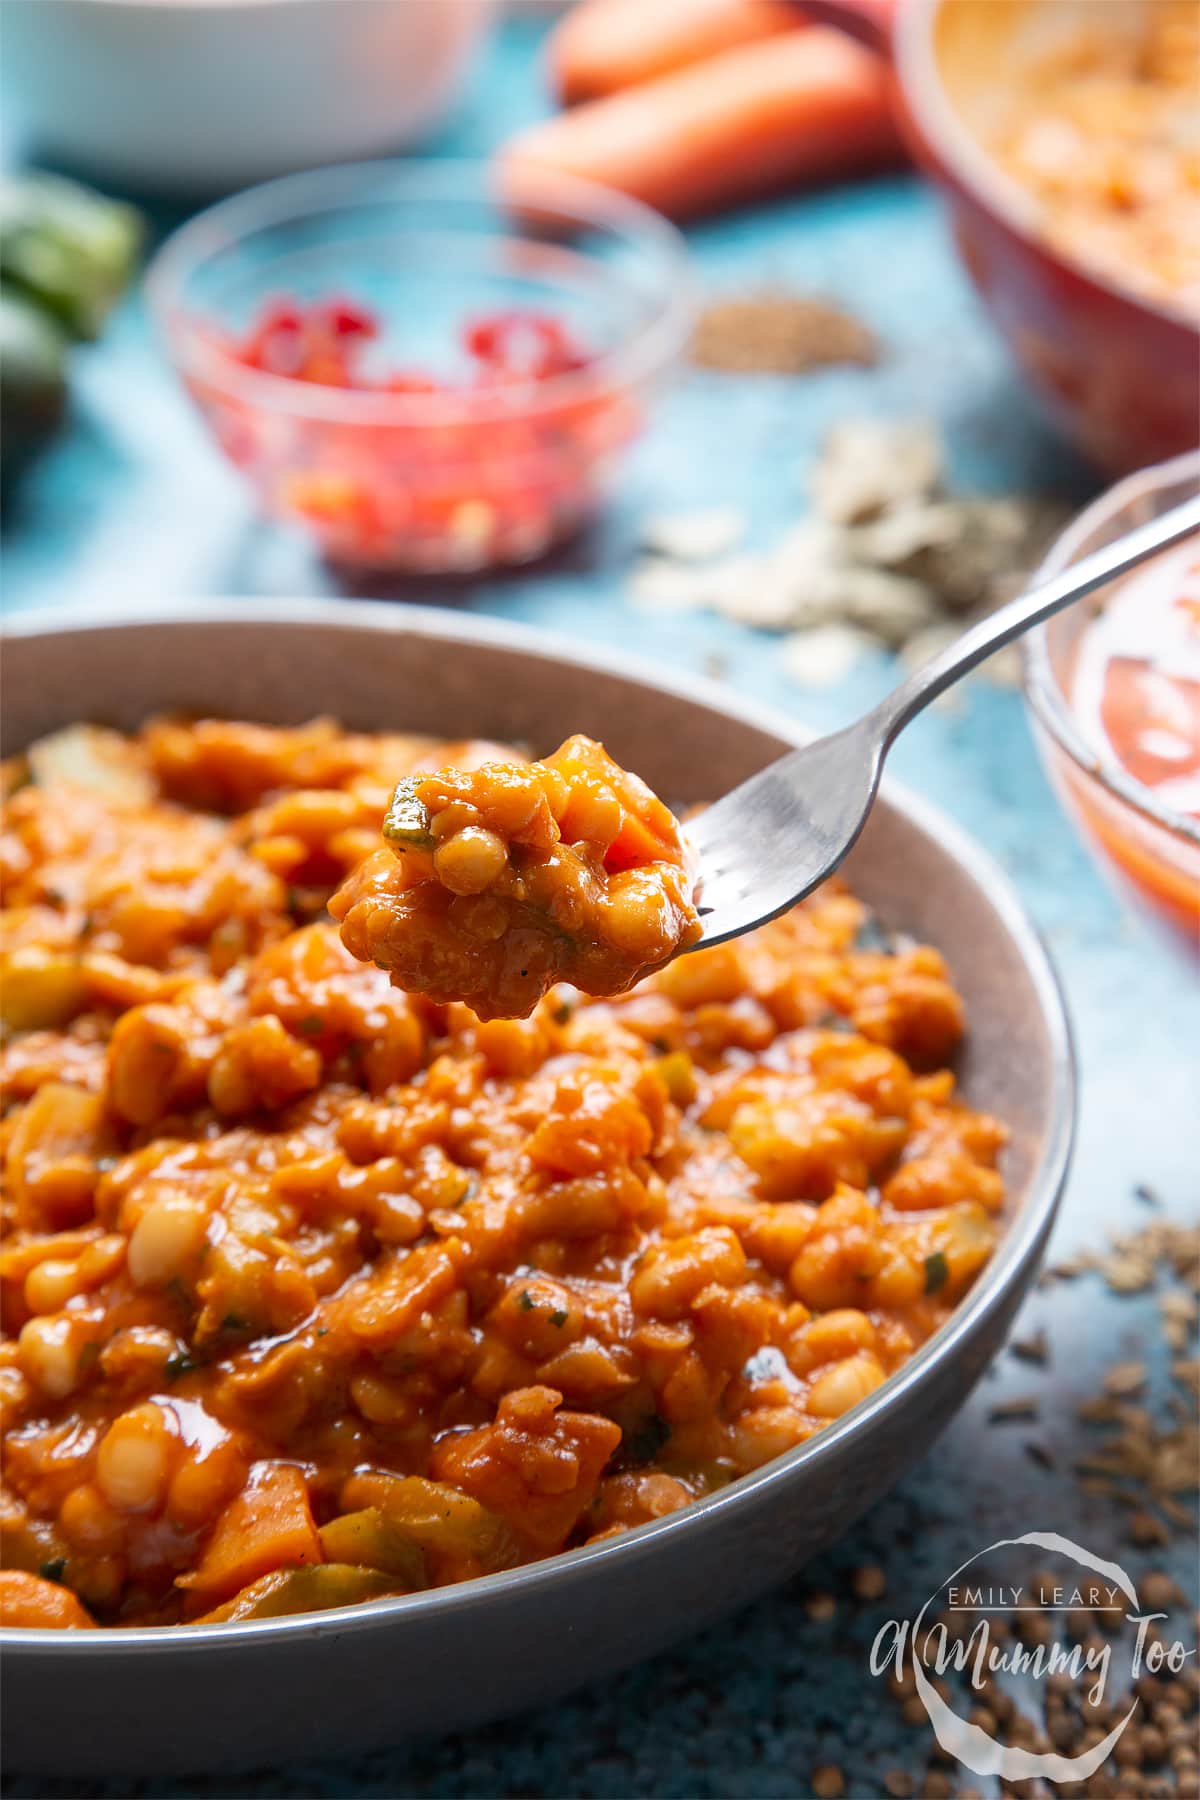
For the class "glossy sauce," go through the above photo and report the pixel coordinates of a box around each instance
[1,719,1004,1628]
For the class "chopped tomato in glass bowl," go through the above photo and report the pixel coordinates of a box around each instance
[1023,451,1200,954]
[147,162,691,573]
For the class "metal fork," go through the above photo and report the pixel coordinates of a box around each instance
[686,490,1200,949]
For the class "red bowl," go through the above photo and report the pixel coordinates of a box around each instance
[885,0,1200,475]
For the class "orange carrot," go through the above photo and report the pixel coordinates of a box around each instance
[0,1569,96,1629]
[501,29,904,221]
[549,0,800,105]
[179,1463,323,1606]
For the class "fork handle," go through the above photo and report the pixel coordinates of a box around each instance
[870,489,1200,745]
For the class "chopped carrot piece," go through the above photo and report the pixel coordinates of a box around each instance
[0,1569,96,1629]
[179,1463,322,1605]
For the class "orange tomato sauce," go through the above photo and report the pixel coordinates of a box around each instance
[1073,539,1200,819]
[1058,538,1200,945]
[1,719,1004,1628]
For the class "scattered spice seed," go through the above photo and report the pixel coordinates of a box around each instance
[1105,1360,1149,1396]
[1041,1252,1093,1283]
[1104,1253,1157,1294]
[851,1563,887,1601]
[691,290,878,374]
[810,1765,847,1799]
[1074,1408,1198,1535]
[1127,1508,1171,1548]
[1052,1221,1200,1537]
[1010,1328,1050,1366]
[1161,1290,1198,1354]
[872,1216,1199,1793]
[1171,1358,1200,1397]
[987,1396,1040,1423]
[805,1590,837,1621]
[1141,1570,1184,1611]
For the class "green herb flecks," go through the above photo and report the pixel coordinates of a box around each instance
[854,914,894,954]
[383,778,435,851]
[625,1413,671,1466]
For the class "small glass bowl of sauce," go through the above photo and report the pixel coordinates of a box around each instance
[1023,451,1200,952]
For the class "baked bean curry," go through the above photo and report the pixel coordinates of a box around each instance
[331,735,702,1021]
[0,720,1004,1629]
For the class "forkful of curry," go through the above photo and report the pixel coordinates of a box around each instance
[333,491,1200,1018]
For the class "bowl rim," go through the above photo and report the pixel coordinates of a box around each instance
[1021,448,1200,850]
[893,0,1200,337]
[143,159,695,427]
[0,598,1077,1655]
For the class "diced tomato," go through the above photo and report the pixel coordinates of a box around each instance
[463,311,587,378]
[206,297,612,569]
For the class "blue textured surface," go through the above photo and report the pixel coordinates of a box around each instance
[3,16,1197,1799]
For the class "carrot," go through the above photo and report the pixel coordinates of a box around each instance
[0,1569,96,1629]
[549,0,800,105]
[500,29,904,222]
[179,1463,323,1606]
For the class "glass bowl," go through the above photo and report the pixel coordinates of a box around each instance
[146,161,692,573]
[1023,450,1200,952]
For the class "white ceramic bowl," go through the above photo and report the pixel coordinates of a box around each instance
[1,0,495,193]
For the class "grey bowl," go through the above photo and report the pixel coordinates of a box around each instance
[0,603,1075,1777]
